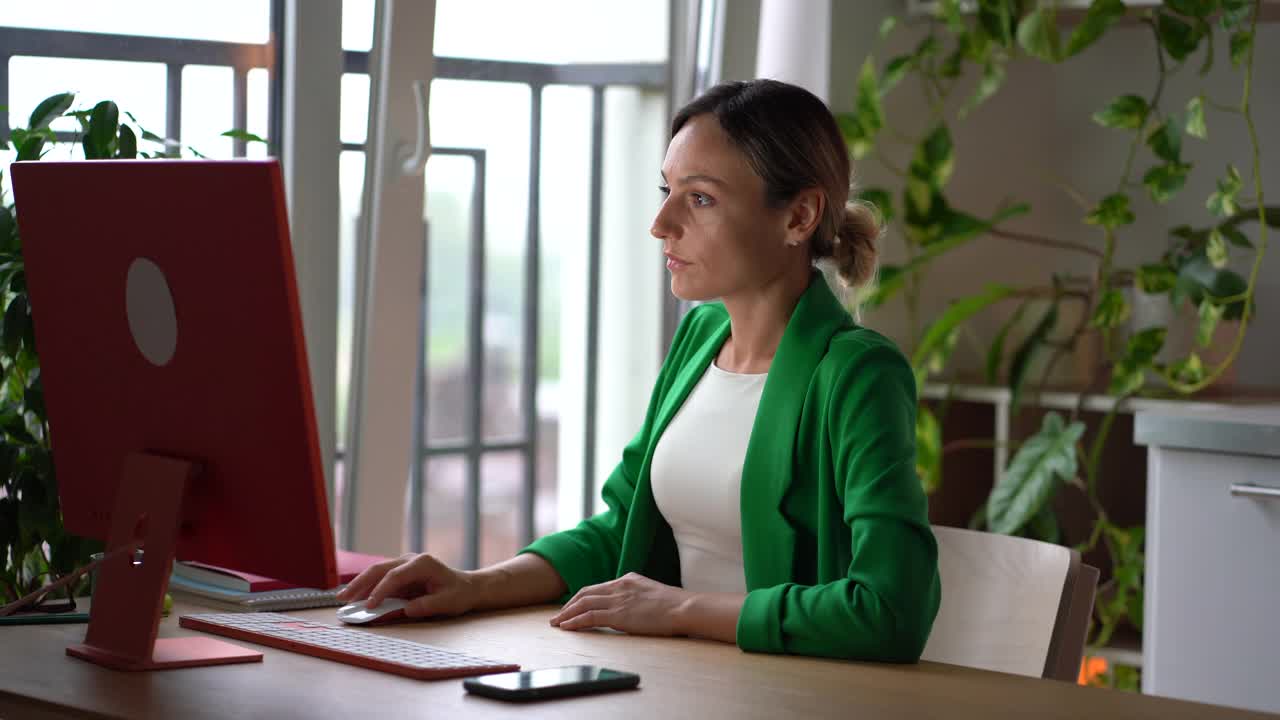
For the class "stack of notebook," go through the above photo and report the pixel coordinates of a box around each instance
[167,550,386,612]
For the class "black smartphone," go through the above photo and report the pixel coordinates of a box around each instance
[462,665,640,702]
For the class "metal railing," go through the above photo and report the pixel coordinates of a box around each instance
[2,21,666,569]
[0,24,282,157]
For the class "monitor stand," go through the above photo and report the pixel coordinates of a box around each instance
[67,452,264,670]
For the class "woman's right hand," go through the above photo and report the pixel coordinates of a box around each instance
[335,553,479,619]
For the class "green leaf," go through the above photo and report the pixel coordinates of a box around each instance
[912,284,1017,370]
[836,113,873,160]
[904,181,937,238]
[1143,162,1191,204]
[858,187,895,225]
[1172,351,1203,384]
[856,57,884,134]
[220,129,269,144]
[960,61,1006,118]
[9,127,31,151]
[88,101,120,158]
[1197,298,1224,347]
[1092,94,1148,130]
[1169,352,1206,384]
[1065,0,1126,57]
[1185,96,1207,139]
[27,93,75,131]
[881,54,913,95]
[1230,30,1252,67]
[0,207,14,253]
[1111,362,1146,396]
[1090,288,1130,329]
[125,110,171,147]
[3,296,28,358]
[916,406,942,495]
[1147,119,1183,163]
[1026,502,1061,544]
[1156,10,1204,61]
[939,47,965,80]
[16,135,46,161]
[879,15,898,39]
[958,26,994,64]
[924,327,962,380]
[1176,255,1248,320]
[987,412,1084,535]
[1128,326,1168,365]
[1221,0,1252,29]
[1009,302,1059,413]
[938,0,966,32]
[910,125,955,190]
[912,34,940,62]
[1085,193,1135,228]
[1111,326,1168,395]
[977,0,1017,47]
[1164,0,1217,17]
[116,124,138,159]
[1206,164,1243,217]
[1017,6,1063,62]
[1137,263,1178,293]
[22,384,45,420]
[2,411,34,445]
[1206,228,1229,268]
[986,299,1031,383]
[1220,225,1253,249]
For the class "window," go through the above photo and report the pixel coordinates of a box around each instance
[2,1,278,178]
[337,1,669,564]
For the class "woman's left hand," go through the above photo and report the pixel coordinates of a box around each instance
[549,572,692,636]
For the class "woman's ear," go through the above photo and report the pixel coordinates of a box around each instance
[783,188,824,247]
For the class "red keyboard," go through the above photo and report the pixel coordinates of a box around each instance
[179,613,519,680]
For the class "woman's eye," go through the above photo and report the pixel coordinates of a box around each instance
[658,185,670,196]
[691,193,712,207]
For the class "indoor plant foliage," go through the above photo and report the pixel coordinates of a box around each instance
[843,0,1272,671]
[0,92,207,604]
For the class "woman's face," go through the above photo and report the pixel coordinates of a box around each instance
[650,114,811,302]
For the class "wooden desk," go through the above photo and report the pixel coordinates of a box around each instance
[1,598,1272,719]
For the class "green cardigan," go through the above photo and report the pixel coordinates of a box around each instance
[521,273,941,662]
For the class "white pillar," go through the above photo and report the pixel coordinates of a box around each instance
[343,0,437,556]
[282,0,342,510]
[755,0,832,103]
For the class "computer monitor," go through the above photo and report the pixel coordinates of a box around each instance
[11,159,339,670]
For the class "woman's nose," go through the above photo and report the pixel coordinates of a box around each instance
[650,198,675,241]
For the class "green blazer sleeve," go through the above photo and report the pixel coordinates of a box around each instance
[736,341,941,662]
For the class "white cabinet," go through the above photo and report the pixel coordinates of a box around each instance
[1137,407,1280,715]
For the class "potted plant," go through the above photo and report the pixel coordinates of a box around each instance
[840,0,1273,685]
[0,92,252,607]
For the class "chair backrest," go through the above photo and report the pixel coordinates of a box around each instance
[922,526,1099,681]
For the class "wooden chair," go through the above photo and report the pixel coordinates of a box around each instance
[921,526,1100,682]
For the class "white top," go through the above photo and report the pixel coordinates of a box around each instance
[650,361,767,594]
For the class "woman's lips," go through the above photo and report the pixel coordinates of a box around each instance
[664,252,690,271]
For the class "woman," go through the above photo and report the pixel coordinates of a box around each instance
[338,79,941,662]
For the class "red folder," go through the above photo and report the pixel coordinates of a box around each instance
[176,550,387,592]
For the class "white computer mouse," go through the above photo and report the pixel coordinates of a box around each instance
[336,597,411,626]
